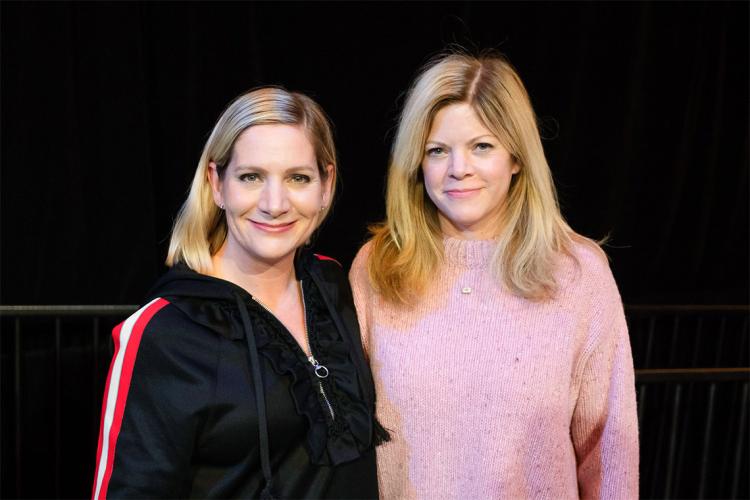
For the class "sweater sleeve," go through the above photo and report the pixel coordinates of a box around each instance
[571,272,639,499]
[92,299,211,499]
[348,243,373,358]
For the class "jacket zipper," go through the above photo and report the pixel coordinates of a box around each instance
[300,281,336,422]
[251,283,336,422]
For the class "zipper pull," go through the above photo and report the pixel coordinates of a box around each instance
[308,355,329,378]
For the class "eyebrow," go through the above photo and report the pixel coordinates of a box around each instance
[233,164,317,173]
[424,134,496,147]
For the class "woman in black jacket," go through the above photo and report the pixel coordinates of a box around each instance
[92,87,386,499]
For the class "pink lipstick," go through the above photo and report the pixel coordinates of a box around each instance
[445,188,481,199]
[250,220,296,233]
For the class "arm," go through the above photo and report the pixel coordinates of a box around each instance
[571,276,639,499]
[92,299,209,499]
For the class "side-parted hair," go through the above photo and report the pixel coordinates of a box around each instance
[166,87,337,273]
[368,51,600,303]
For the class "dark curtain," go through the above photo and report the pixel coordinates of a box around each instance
[1,2,748,498]
[2,1,747,306]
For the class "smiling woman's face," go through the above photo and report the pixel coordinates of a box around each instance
[209,124,332,267]
[421,102,520,240]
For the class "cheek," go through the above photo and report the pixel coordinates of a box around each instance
[487,162,516,193]
[225,186,257,209]
[291,189,323,216]
[421,164,442,197]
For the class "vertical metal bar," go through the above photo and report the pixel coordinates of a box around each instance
[664,384,682,499]
[637,383,647,425]
[92,317,100,445]
[650,384,668,498]
[738,315,749,367]
[692,317,703,366]
[697,383,716,498]
[638,316,656,425]
[645,316,656,367]
[14,318,22,498]
[670,315,702,495]
[714,316,726,367]
[0,321,3,495]
[673,382,693,496]
[668,314,680,365]
[54,317,61,496]
[715,316,733,492]
[656,314,681,499]
[730,382,748,499]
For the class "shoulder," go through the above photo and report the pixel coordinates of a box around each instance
[559,238,626,336]
[350,242,373,275]
[313,252,343,267]
[348,241,373,288]
[560,237,618,292]
[307,251,347,286]
[115,298,173,346]
[115,297,220,359]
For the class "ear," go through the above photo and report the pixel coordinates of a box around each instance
[321,164,334,208]
[511,161,521,175]
[207,161,224,208]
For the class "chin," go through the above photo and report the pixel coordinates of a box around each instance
[243,238,301,264]
[251,249,298,265]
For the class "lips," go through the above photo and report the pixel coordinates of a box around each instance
[249,220,297,233]
[445,187,482,199]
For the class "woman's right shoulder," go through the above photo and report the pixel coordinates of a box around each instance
[115,297,221,353]
[349,241,374,288]
[351,241,373,271]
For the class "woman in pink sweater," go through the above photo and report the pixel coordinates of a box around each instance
[349,52,639,499]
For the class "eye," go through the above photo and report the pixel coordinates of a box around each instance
[239,172,261,182]
[474,142,494,152]
[290,174,312,184]
[426,147,446,157]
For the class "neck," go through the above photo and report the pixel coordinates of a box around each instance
[210,242,299,307]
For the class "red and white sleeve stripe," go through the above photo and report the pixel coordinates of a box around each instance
[92,297,169,500]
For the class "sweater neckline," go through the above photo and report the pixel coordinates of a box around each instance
[443,237,496,269]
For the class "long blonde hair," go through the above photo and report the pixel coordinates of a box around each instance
[166,87,338,273]
[368,51,597,303]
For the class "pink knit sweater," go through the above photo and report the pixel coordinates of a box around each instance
[349,238,639,499]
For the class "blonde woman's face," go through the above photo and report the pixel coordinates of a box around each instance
[209,124,333,267]
[422,103,519,239]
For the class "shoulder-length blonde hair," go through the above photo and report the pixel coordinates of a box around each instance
[166,86,338,273]
[368,51,597,303]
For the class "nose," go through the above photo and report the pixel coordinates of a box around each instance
[448,150,473,179]
[258,179,291,218]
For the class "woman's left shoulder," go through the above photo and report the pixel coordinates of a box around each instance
[312,252,343,268]
[307,252,345,280]
[558,236,620,297]
[302,250,352,297]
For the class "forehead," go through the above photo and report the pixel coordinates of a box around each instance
[232,124,316,166]
[427,102,493,140]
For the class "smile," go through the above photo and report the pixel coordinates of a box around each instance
[445,188,482,199]
[249,220,297,233]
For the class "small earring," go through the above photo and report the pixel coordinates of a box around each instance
[320,205,326,212]
[220,203,225,210]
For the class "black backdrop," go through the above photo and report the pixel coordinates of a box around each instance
[2,1,748,306]
[1,2,749,498]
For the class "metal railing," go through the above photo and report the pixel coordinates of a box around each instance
[626,305,749,499]
[1,304,748,499]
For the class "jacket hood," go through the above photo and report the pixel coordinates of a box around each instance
[144,263,254,340]
[144,252,320,340]
[147,262,251,302]
[146,251,322,303]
